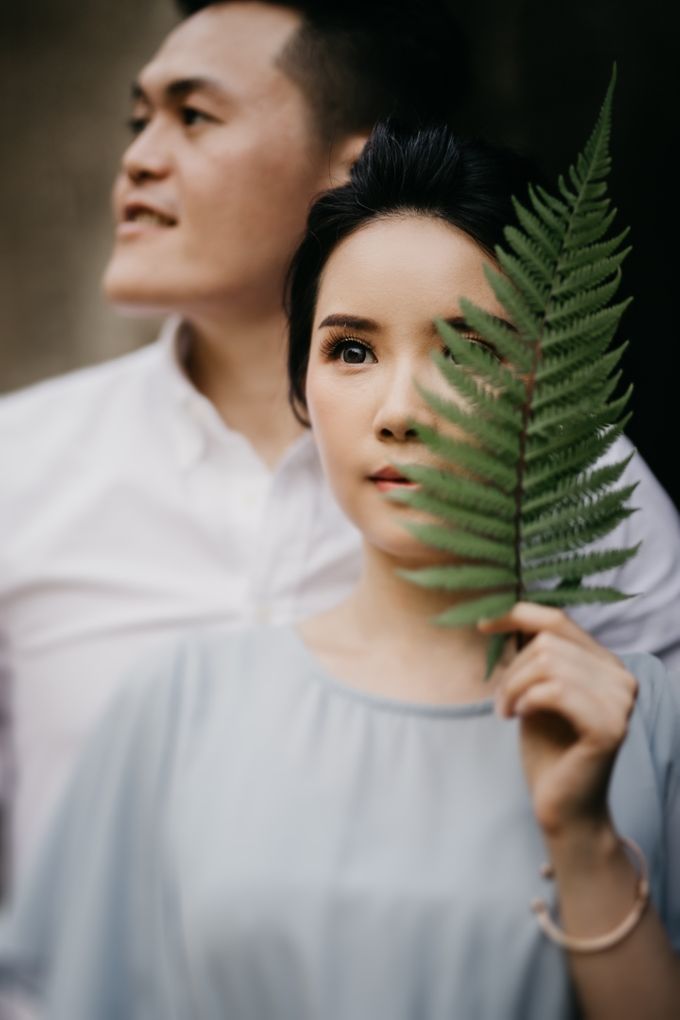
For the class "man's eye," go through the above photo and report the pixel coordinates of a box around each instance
[126,116,149,137]
[181,107,213,127]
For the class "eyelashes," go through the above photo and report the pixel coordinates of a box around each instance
[443,335,502,363]
[126,116,149,136]
[125,106,217,138]
[319,332,377,365]
[319,329,501,365]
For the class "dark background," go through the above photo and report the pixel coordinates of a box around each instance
[1,0,677,507]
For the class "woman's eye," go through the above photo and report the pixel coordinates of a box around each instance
[338,341,376,365]
[441,336,500,363]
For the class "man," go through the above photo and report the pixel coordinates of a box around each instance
[1,0,679,885]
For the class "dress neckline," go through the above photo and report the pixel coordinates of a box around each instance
[285,625,496,720]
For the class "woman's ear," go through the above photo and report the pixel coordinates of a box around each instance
[326,132,369,187]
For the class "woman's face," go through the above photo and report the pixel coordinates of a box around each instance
[305,213,510,564]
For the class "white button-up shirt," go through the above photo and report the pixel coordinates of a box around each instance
[2,319,680,878]
[0,320,364,875]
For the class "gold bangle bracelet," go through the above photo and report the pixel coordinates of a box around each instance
[530,835,650,954]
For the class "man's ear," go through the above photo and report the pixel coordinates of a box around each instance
[325,132,369,187]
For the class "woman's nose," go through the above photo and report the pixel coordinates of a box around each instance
[373,369,427,442]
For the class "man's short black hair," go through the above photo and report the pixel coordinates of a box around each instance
[175,1,468,141]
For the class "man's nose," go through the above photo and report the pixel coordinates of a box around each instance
[121,121,172,184]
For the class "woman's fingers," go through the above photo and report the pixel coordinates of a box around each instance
[511,674,635,749]
[493,628,637,746]
[479,601,609,656]
[494,634,587,716]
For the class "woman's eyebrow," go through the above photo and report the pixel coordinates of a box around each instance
[318,314,379,331]
[439,314,517,334]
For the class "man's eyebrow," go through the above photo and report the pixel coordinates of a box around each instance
[318,314,379,331]
[130,76,231,104]
[438,314,517,334]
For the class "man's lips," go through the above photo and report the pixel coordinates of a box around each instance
[368,467,419,492]
[116,200,178,236]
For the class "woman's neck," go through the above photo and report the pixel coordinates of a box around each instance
[300,543,508,705]
[181,307,304,468]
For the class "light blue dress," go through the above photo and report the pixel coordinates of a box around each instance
[1,627,679,1019]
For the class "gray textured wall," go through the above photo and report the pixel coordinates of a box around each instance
[0,1,176,392]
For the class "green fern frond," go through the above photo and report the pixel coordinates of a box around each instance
[406,522,516,566]
[435,592,517,627]
[414,386,521,462]
[392,464,517,518]
[528,586,632,607]
[521,453,633,518]
[395,68,639,673]
[521,543,640,583]
[400,564,516,590]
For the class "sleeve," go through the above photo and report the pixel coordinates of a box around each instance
[636,659,680,952]
[568,435,680,670]
[657,673,680,952]
[0,643,196,1020]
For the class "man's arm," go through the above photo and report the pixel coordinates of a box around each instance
[568,435,680,668]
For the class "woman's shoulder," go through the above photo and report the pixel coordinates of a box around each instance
[618,651,680,776]
[117,623,302,727]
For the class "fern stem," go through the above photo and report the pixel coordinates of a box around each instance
[513,347,540,604]
[515,630,529,653]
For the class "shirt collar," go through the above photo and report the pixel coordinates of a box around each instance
[154,317,317,473]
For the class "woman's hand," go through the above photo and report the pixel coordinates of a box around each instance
[479,603,638,838]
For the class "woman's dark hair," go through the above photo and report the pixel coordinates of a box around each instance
[286,122,540,421]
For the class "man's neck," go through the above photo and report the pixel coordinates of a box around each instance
[181,308,305,468]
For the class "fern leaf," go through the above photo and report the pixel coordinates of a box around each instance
[483,266,543,340]
[435,592,517,627]
[399,564,516,590]
[495,249,552,312]
[503,226,554,283]
[523,420,629,494]
[394,68,638,663]
[413,424,518,489]
[456,299,535,372]
[390,487,516,542]
[405,522,516,566]
[541,298,632,354]
[432,356,526,426]
[435,321,526,395]
[522,452,633,518]
[528,586,632,607]
[393,463,517,518]
[521,483,638,544]
[554,248,630,295]
[560,229,630,271]
[522,543,640,583]
[547,270,623,327]
[415,385,521,462]
[512,199,561,259]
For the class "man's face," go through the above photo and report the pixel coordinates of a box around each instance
[103,2,332,318]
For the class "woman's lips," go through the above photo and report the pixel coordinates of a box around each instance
[368,468,419,492]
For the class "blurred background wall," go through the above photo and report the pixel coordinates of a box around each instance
[1,0,678,508]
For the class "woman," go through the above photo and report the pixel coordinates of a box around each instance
[1,124,679,1019]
